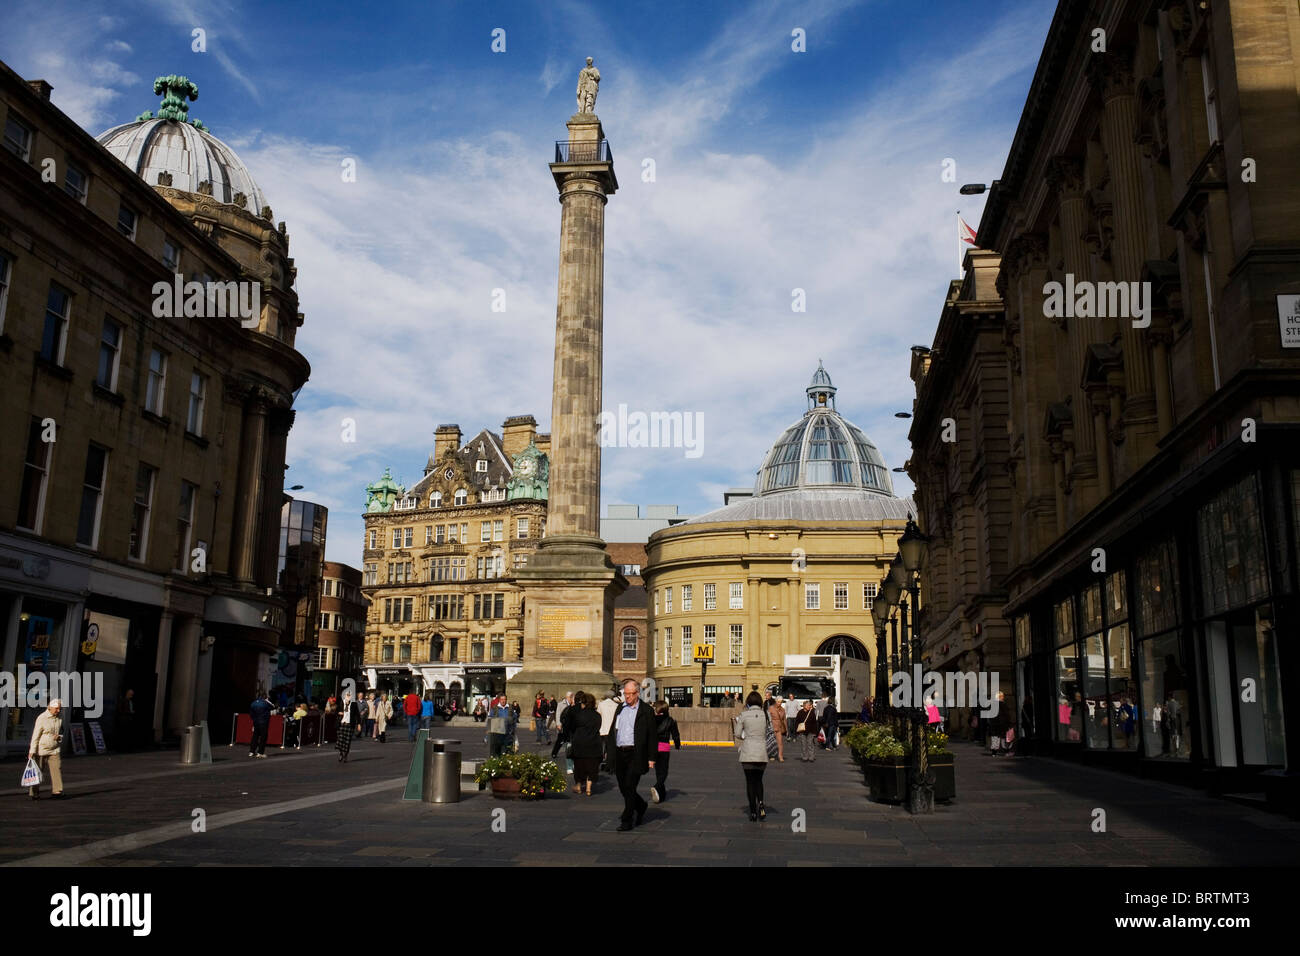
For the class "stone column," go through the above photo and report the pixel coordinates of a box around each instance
[1047,156,1100,498]
[153,610,173,743]
[1094,53,1156,444]
[166,614,202,735]
[233,391,269,584]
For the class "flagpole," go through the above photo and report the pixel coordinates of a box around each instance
[957,210,963,276]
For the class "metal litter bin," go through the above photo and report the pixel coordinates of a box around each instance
[181,725,202,764]
[422,738,462,804]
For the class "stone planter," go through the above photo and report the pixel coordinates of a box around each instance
[863,757,907,804]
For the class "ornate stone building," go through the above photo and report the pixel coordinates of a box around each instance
[360,416,551,707]
[315,561,366,701]
[910,0,1300,806]
[646,367,912,705]
[0,67,309,748]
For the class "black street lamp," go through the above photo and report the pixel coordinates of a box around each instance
[898,515,933,814]
[871,591,890,706]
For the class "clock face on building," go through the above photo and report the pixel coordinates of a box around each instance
[517,458,535,477]
[444,468,455,480]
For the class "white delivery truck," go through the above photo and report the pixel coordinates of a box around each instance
[775,654,871,732]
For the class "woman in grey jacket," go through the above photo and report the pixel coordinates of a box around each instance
[734,691,770,821]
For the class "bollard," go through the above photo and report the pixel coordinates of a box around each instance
[422,738,462,804]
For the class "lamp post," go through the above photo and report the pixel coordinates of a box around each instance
[898,515,932,814]
[881,569,901,728]
[871,594,889,707]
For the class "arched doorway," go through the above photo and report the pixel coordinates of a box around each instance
[816,635,870,661]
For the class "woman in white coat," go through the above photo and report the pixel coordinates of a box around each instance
[374,693,392,743]
[734,691,771,822]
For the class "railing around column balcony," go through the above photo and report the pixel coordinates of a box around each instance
[554,139,612,163]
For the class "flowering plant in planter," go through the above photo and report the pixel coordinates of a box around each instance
[846,723,904,761]
[473,752,567,798]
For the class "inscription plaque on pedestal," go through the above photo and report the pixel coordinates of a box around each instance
[537,606,591,655]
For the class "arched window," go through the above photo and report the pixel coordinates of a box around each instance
[430,491,442,508]
[454,489,467,506]
[621,627,638,661]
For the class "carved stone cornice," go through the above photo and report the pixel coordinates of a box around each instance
[1002,232,1048,280]
[1045,155,1084,198]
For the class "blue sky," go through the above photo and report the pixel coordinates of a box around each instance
[3,0,1056,566]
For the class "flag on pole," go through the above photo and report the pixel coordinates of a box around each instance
[958,215,978,245]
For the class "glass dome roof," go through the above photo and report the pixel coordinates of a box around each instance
[753,364,895,497]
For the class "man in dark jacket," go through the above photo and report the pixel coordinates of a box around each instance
[821,698,840,750]
[249,693,273,758]
[606,678,657,831]
[533,693,551,745]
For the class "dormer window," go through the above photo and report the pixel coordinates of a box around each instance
[454,489,467,506]
[430,491,442,508]
[476,460,488,472]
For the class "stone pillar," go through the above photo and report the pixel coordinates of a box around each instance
[153,611,173,743]
[166,614,202,735]
[1094,53,1156,447]
[233,392,269,584]
[1047,156,1100,504]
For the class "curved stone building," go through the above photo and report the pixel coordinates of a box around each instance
[644,366,914,705]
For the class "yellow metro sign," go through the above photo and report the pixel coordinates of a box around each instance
[693,643,714,663]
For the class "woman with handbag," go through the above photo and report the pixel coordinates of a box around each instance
[485,697,513,757]
[336,692,361,763]
[795,700,820,763]
[569,692,603,796]
[650,700,681,803]
[734,691,770,821]
[374,693,392,743]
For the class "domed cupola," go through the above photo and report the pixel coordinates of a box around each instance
[96,75,269,216]
[754,364,895,497]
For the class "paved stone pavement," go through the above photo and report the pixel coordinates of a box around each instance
[3,733,1299,866]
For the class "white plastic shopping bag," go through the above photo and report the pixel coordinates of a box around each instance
[21,757,42,788]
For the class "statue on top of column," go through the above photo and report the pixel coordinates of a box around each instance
[576,57,600,113]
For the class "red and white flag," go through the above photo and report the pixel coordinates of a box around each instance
[958,215,978,245]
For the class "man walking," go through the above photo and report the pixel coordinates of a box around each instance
[249,692,273,758]
[596,689,619,770]
[606,678,657,831]
[551,691,575,760]
[28,698,64,799]
[405,690,422,741]
[822,696,839,750]
[533,692,551,745]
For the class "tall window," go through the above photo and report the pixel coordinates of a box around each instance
[703,624,716,654]
[834,582,849,610]
[654,590,658,615]
[1201,50,1220,143]
[116,203,137,239]
[425,525,433,544]
[17,419,52,532]
[663,626,672,666]
[681,625,692,665]
[145,349,167,415]
[682,584,693,611]
[367,529,377,549]
[622,627,638,661]
[162,237,180,271]
[730,624,744,665]
[174,481,196,571]
[446,522,457,542]
[63,163,88,203]
[493,519,503,542]
[471,635,485,662]
[435,525,445,544]
[664,587,672,613]
[516,517,529,538]
[430,491,442,508]
[805,582,820,610]
[0,254,11,335]
[490,635,504,661]
[42,283,70,364]
[76,444,108,547]
[454,489,467,506]
[187,372,207,435]
[129,463,156,560]
[363,563,377,586]
[863,582,877,610]
[3,115,32,160]
[404,527,414,547]
[703,583,716,610]
[480,521,491,542]
[392,528,402,548]
[97,319,122,390]
[729,582,743,609]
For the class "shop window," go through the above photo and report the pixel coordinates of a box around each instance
[1138,631,1190,760]
[1053,596,1081,743]
[1198,474,1270,615]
